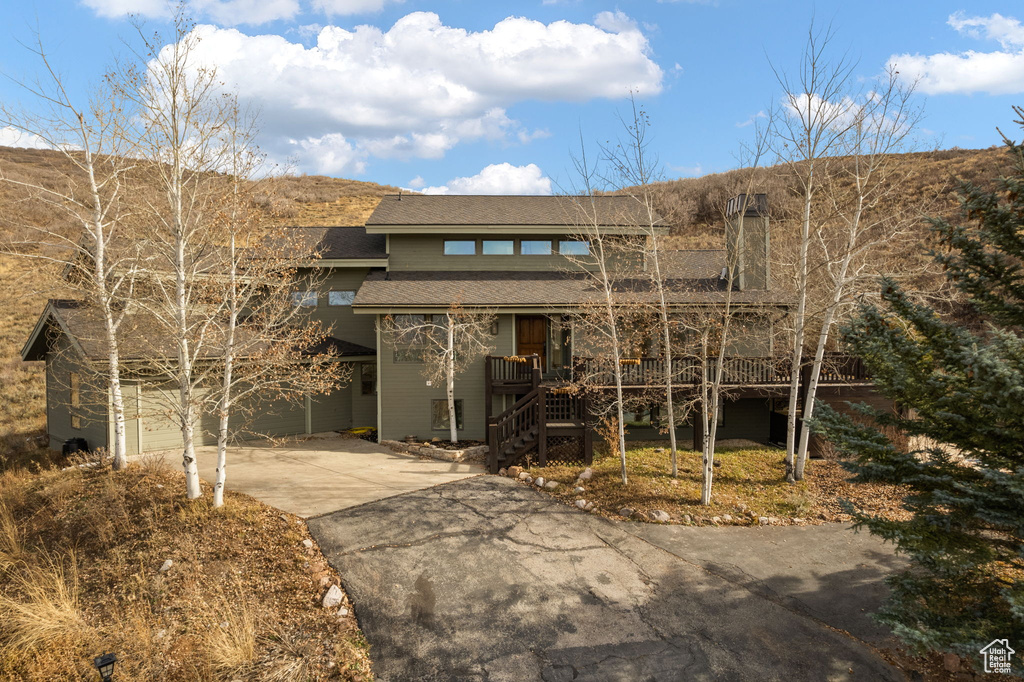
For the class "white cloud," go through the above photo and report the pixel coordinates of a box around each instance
[0,127,54,149]
[407,175,426,189]
[594,10,637,34]
[420,163,552,195]
[735,110,766,128]
[311,0,404,16]
[164,13,662,174]
[80,0,299,25]
[889,12,1024,95]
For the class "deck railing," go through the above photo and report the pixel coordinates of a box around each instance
[573,353,870,388]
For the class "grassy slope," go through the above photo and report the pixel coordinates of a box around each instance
[0,461,372,680]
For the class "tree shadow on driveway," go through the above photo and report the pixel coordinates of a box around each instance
[308,476,905,681]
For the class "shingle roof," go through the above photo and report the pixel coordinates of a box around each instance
[365,194,665,227]
[285,226,387,260]
[353,269,792,309]
[23,299,374,363]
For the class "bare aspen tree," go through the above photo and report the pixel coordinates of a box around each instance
[380,303,496,444]
[207,102,348,507]
[601,97,685,476]
[767,22,859,482]
[118,12,238,498]
[563,142,646,484]
[0,40,138,470]
[792,67,924,479]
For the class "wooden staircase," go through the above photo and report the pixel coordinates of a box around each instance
[486,380,591,474]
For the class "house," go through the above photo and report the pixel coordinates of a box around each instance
[21,193,870,469]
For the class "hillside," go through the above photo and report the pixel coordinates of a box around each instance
[0,144,1014,465]
[0,145,400,466]
[644,146,1013,248]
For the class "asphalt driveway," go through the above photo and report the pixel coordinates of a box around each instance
[148,434,483,517]
[309,476,906,681]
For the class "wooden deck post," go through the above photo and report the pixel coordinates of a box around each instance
[537,387,547,467]
[484,356,493,436]
[488,421,499,474]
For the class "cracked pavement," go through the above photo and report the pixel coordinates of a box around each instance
[308,476,905,681]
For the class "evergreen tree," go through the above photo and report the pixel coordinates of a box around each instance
[813,108,1024,662]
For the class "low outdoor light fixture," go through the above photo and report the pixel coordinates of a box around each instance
[93,652,117,681]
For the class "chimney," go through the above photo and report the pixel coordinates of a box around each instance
[725,193,769,291]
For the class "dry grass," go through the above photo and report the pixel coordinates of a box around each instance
[525,442,911,525]
[0,464,373,681]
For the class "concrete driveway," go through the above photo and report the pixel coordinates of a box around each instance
[149,435,483,517]
[309,476,906,681]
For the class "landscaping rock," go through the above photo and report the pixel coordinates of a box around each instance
[534,476,546,487]
[158,559,173,573]
[578,468,594,481]
[768,516,780,525]
[648,510,671,523]
[322,584,344,609]
[544,481,559,491]
[759,516,770,525]
[618,507,635,518]
[302,539,313,549]
[524,476,533,484]
[498,468,507,476]
[943,653,961,673]
[575,499,588,510]
[711,516,722,525]
[682,514,693,524]
[573,486,585,493]
[654,448,666,453]
[518,472,530,481]
[713,460,722,467]
[508,466,523,478]
[722,514,733,523]
[339,607,350,617]
[584,502,595,511]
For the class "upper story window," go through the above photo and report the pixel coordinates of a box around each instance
[482,240,514,255]
[521,240,552,255]
[328,290,356,306]
[444,240,476,255]
[559,240,591,256]
[291,290,318,307]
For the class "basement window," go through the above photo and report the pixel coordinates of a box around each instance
[431,399,464,431]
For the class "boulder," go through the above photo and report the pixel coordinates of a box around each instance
[322,585,344,609]
[534,477,546,487]
[575,499,588,510]
[544,481,559,491]
[648,510,671,523]
[498,468,507,476]
[508,466,523,478]
[578,468,594,481]
[518,471,530,481]
[721,514,733,523]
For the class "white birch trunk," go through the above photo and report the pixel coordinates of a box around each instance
[446,315,458,444]
[785,184,813,483]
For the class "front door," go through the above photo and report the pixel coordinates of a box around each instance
[516,315,547,370]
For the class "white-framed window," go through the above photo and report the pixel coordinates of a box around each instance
[444,240,476,255]
[329,290,356,306]
[559,240,591,256]
[291,290,318,307]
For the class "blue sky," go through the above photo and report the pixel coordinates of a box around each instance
[1,0,1021,194]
